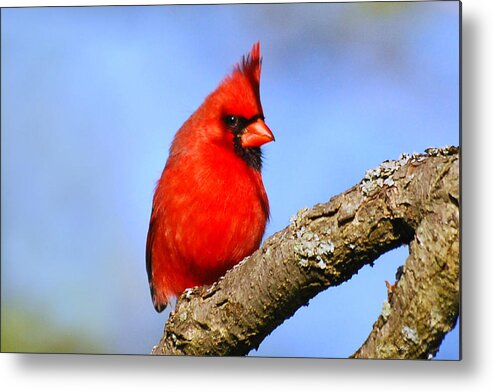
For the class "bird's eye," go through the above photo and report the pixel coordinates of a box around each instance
[224,115,239,128]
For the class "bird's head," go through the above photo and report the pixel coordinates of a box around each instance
[197,42,275,170]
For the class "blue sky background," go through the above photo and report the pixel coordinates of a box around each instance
[1,2,459,358]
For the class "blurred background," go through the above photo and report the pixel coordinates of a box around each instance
[1,2,459,358]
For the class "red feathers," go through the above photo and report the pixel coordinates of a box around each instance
[236,41,262,101]
[146,43,275,312]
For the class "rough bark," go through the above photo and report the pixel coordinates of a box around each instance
[151,146,460,358]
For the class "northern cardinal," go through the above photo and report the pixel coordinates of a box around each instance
[146,42,275,312]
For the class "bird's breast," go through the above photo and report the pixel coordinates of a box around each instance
[161,146,269,282]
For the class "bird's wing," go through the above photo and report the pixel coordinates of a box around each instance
[146,206,167,313]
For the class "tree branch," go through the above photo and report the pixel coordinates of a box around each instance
[151,146,460,358]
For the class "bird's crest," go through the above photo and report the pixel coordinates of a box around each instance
[235,42,262,95]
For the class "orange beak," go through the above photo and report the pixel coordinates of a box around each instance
[240,119,275,148]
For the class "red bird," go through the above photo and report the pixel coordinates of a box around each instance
[146,42,275,312]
